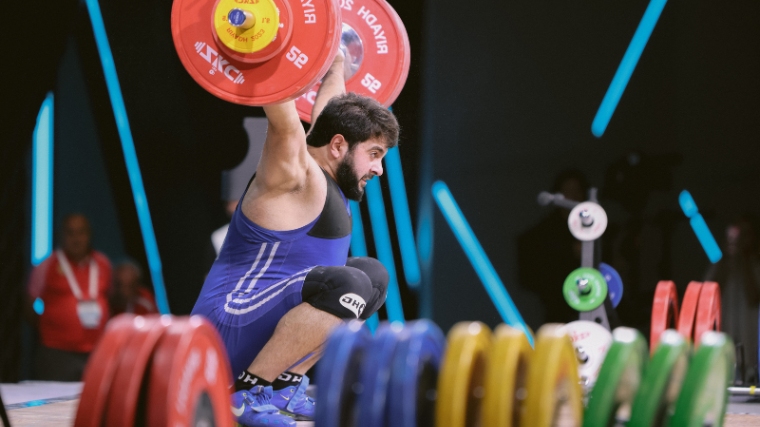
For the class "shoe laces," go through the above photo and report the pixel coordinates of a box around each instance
[244,385,273,408]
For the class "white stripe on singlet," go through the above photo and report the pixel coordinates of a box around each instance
[231,241,280,304]
[223,274,308,315]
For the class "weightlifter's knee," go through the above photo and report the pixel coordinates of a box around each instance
[346,257,388,319]
[301,266,375,320]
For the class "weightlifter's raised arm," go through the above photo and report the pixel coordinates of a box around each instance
[258,100,309,192]
[311,50,346,124]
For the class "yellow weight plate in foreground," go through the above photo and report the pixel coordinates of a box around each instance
[482,324,533,427]
[522,324,583,427]
[436,322,492,427]
[214,0,280,53]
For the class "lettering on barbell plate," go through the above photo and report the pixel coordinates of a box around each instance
[357,6,388,54]
[195,42,245,84]
[302,0,316,24]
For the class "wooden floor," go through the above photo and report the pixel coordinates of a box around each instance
[6,398,760,427]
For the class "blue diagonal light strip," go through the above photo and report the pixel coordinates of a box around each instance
[678,190,722,263]
[384,147,421,287]
[591,0,668,138]
[365,178,405,323]
[85,0,170,314]
[432,181,533,347]
[349,200,378,331]
[32,92,54,266]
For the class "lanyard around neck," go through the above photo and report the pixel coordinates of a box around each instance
[56,249,99,301]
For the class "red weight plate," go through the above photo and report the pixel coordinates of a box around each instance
[693,281,721,349]
[146,316,234,427]
[677,281,703,344]
[105,315,172,427]
[650,280,679,355]
[296,0,411,122]
[74,314,139,427]
[172,0,342,105]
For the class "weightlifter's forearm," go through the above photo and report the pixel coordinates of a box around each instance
[311,62,346,123]
[263,101,303,136]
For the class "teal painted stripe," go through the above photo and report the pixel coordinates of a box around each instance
[365,178,405,323]
[432,181,533,347]
[384,147,421,287]
[85,0,170,314]
[32,92,54,266]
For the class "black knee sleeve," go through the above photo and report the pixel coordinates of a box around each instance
[346,257,388,320]
[302,266,374,319]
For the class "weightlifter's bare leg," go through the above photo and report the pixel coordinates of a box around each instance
[246,302,341,381]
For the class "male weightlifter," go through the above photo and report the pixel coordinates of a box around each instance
[191,51,398,426]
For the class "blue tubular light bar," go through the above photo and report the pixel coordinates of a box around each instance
[591,0,668,138]
[679,190,722,263]
[384,147,421,287]
[349,201,368,257]
[32,92,54,266]
[432,181,534,347]
[365,178,405,323]
[349,200,378,331]
[85,0,170,314]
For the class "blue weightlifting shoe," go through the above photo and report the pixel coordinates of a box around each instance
[230,385,296,427]
[271,375,316,421]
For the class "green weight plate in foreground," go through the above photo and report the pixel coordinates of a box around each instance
[563,268,608,312]
[583,327,648,427]
[628,330,689,427]
[671,332,734,427]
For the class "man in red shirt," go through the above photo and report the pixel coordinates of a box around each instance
[27,214,112,381]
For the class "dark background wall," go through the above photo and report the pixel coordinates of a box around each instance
[422,0,760,332]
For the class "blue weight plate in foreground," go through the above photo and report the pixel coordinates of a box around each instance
[358,322,405,427]
[315,321,372,427]
[599,262,623,308]
[388,320,447,427]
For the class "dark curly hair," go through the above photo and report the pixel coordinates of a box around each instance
[306,93,399,150]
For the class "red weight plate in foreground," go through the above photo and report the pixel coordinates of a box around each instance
[296,0,411,122]
[74,314,139,427]
[105,315,172,427]
[677,281,703,344]
[693,281,721,349]
[650,281,679,356]
[146,316,234,427]
[172,0,342,105]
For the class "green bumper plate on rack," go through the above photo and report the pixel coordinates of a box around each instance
[563,268,608,312]
[583,327,648,427]
[628,330,689,427]
[671,332,734,427]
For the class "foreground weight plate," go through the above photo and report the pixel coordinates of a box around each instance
[436,322,491,427]
[295,0,411,122]
[694,281,721,349]
[583,328,648,427]
[598,263,623,308]
[565,320,613,391]
[650,281,679,355]
[677,281,703,344]
[522,324,583,427]
[671,332,734,427]
[74,314,139,427]
[568,202,608,241]
[388,320,447,427]
[172,0,341,105]
[315,320,372,427]
[563,268,608,312]
[146,316,234,427]
[358,322,404,427]
[106,315,172,427]
[482,324,533,427]
[628,330,689,427]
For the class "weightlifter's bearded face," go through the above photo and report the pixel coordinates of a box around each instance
[336,139,386,201]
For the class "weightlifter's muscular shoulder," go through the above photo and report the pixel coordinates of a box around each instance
[241,103,327,231]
